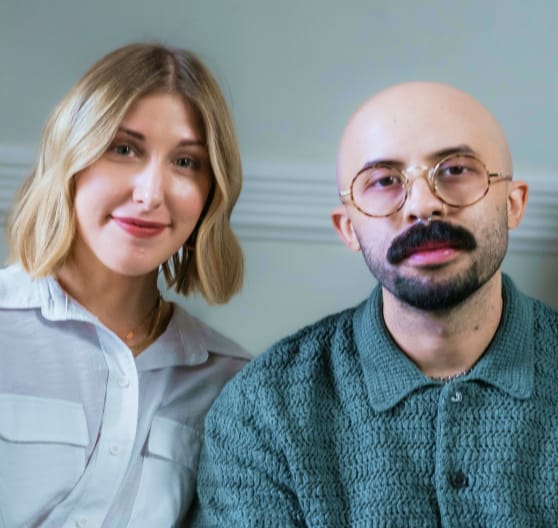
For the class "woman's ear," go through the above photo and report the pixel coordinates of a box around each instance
[507,179,529,230]
[331,205,361,252]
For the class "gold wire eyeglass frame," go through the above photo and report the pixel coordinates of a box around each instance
[338,153,513,218]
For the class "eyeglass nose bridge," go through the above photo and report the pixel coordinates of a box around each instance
[399,164,438,197]
[401,164,433,182]
[375,165,439,217]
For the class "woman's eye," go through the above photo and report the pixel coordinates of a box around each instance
[176,157,199,170]
[111,143,134,156]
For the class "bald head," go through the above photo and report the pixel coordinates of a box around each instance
[337,82,512,190]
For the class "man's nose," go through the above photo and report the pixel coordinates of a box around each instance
[402,167,446,223]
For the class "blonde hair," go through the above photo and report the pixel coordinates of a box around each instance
[8,43,243,304]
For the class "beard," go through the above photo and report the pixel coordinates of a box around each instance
[359,219,508,311]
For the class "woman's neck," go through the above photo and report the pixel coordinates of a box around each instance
[56,257,164,355]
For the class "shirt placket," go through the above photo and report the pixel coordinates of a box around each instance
[434,381,474,525]
[55,329,139,528]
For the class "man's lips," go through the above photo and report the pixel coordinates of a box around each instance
[111,216,168,237]
[387,221,477,265]
[403,244,461,266]
[407,241,459,254]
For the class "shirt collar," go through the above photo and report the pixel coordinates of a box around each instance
[1,265,248,371]
[41,272,250,370]
[0,265,93,323]
[135,306,249,371]
[41,274,93,323]
[354,274,534,413]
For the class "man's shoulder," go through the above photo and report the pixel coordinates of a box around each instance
[531,295,558,334]
[226,301,365,393]
[205,301,367,427]
[504,274,558,334]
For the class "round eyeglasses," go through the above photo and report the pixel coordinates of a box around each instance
[338,153,512,218]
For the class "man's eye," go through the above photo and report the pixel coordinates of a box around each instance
[374,175,399,187]
[362,172,402,191]
[445,165,466,175]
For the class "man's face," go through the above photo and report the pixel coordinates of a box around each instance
[359,211,508,311]
[334,83,517,311]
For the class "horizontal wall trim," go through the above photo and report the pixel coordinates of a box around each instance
[1,145,557,253]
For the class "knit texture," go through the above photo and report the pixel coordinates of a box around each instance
[191,275,558,527]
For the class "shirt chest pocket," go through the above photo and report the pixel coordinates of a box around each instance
[128,415,201,528]
[0,394,89,528]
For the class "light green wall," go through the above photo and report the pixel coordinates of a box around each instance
[3,0,558,165]
[1,0,557,355]
[175,241,558,355]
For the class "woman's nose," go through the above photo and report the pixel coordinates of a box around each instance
[132,163,164,210]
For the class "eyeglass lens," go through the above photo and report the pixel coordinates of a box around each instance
[352,154,489,216]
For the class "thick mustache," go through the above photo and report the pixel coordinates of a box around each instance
[387,221,477,264]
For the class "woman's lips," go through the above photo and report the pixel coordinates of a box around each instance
[111,216,168,238]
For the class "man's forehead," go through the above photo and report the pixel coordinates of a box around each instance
[337,82,511,182]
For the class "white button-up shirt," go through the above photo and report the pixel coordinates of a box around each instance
[0,265,250,528]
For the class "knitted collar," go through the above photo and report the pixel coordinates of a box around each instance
[354,273,534,412]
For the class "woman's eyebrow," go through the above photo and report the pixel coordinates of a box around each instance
[117,127,206,148]
[117,127,145,141]
[177,139,207,147]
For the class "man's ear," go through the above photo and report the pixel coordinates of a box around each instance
[507,180,529,230]
[331,205,361,252]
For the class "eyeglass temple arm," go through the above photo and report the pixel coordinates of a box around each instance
[489,173,513,182]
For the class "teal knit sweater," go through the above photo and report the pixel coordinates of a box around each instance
[191,275,558,527]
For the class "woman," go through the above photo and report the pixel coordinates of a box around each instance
[0,43,248,527]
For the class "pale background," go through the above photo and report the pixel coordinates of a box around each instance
[1,0,557,355]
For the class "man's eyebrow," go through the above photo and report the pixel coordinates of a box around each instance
[428,144,478,160]
[357,157,403,173]
[357,144,479,173]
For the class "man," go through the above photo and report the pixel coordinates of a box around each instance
[191,82,558,526]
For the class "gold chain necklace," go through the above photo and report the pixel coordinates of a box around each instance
[125,294,162,346]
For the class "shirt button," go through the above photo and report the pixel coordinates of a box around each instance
[118,376,130,388]
[450,391,463,403]
[450,470,469,489]
[109,444,121,456]
[76,518,88,527]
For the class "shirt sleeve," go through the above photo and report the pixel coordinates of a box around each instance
[189,377,305,527]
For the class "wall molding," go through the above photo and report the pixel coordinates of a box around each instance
[0,145,34,227]
[1,144,557,253]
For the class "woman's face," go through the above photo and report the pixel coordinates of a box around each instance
[72,92,212,277]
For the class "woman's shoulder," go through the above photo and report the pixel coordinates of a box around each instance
[0,264,44,309]
[170,303,251,362]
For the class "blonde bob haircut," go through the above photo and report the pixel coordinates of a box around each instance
[8,43,243,304]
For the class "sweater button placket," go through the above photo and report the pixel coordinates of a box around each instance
[450,390,463,403]
[450,470,469,489]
